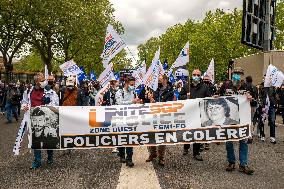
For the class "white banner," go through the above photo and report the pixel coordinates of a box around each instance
[101,24,126,68]
[171,42,189,68]
[59,60,82,76]
[98,63,114,88]
[204,58,215,83]
[142,48,164,91]
[28,96,251,150]
[264,64,284,87]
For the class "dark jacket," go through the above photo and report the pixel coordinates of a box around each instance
[189,82,211,99]
[242,82,258,107]
[258,83,277,108]
[205,83,217,96]
[155,84,174,102]
[102,88,117,106]
[179,82,190,100]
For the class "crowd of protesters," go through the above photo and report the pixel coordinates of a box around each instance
[1,66,284,175]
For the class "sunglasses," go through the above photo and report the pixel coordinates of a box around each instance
[192,74,201,77]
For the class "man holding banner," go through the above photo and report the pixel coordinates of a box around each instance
[183,69,211,161]
[115,77,142,167]
[146,75,174,166]
[219,67,254,175]
[21,73,59,169]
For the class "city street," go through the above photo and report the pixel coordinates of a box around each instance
[0,115,283,189]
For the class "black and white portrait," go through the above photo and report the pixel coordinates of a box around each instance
[30,106,60,149]
[200,97,240,127]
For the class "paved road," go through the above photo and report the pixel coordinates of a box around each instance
[0,114,283,189]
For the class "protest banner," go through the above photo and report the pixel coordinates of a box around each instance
[264,64,284,87]
[59,60,82,76]
[101,24,126,68]
[28,95,251,150]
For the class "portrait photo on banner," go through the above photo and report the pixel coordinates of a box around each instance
[30,106,60,149]
[200,97,240,127]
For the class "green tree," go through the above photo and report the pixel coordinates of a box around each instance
[138,9,260,81]
[0,0,30,79]
[275,0,284,50]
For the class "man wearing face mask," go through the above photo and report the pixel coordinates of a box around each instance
[21,72,59,169]
[183,69,211,161]
[146,75,174,166]
[203,75,217,95]
[102,79,120,106]
[219,67,254,175]
[89,81,101,106]
[115,77,142,167]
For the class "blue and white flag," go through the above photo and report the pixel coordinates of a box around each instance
[78,67,87,82]
[101,25,126,68]
[114,72,120,81]
[142,47,165,91]
[59,60,82,76]
[171,42,190,68]
[163,59,169,70]
[98,63,115,87]
[90,70,97,81]
[133,60,147,87]
[264,64,284,87]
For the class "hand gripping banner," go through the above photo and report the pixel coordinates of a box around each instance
[29,96,251,150]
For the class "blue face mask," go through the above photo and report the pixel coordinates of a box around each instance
[128,86,135,92]
[192,76,200,82]
[232,74,241,81]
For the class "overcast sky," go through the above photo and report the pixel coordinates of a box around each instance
[110,0,243,61]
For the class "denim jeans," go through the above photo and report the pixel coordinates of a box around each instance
[34,150,54,163]
[5,102,18,122]
[226,140,248,166]
[268,106,276,138]
[118,147,133,161]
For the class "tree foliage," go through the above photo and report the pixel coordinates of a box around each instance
[138,9,269,81]
[1,0,129,75]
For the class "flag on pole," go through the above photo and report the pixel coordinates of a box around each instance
[171,42,190,68]
[78,67,87,82]
[44,64,48,80]
[98,63,115,88]
[204,58,215,83]
[163,59,169,70]
[90,70,96,81]
[59,60,82,76]
[142,47,164,91]
[264,64,284,87]
[132,61,147,87]
[101,24,126,68]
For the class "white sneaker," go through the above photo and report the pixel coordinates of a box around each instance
[260,137,265,141]
[270,137,276,144]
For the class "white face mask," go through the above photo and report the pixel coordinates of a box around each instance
[39,81,47,89]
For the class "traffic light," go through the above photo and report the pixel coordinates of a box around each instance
[242,0,277,50]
